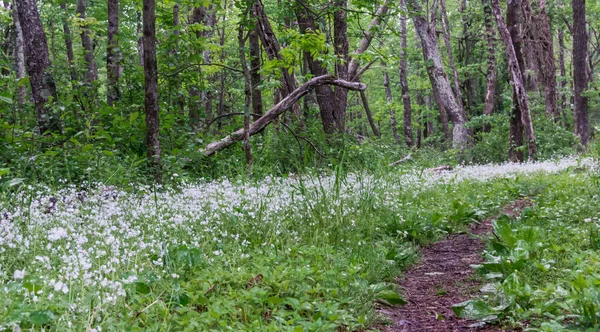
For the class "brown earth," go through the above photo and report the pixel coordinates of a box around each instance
[376,199,532,332]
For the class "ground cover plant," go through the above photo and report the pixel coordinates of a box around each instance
[0,156,595,331]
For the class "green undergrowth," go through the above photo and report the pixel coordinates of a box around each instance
[0,166,573,331]
[454,168,600,331]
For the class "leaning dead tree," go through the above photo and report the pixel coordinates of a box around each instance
[201,75,366,156]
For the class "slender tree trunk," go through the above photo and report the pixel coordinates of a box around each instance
[399,0,414,147]
[249,25,262,120]
[492,0,537,160]
[439,0,465,113]
[59,1,76,83]
[201,6,217,129]
[217,4,227,129]
[483,0,497,116]
[16,0,59,134]
[359,89,380,137]
[238,23,253,166]
[12,0,26,107]
[572,0,589,145]
[382,62,400,144]
[142,0,161,181]
[106,0,120,105]
[506,0,524,162]
[558,27,568,124]
[188,6,205,130]
[76,0,98,83]
[137,12,143,66]
[408,0,471,149]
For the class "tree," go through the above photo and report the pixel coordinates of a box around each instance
[16,0,59,135]
[573,0,589,145]
[76,0,97,84]
[399,0,413,147]
[106,0,120,105]
[12,0,26,108]
[142,0,161,181]
[492,0,537,160]
[482,0,497,116]
[408,0,471,149]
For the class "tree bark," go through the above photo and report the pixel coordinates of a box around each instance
[76,0,98,83]
[143,0,161,181]
[492,0,537,160]
[59,1,76,83]
[399,0,414,147]
[483,0,497,116]
[16,0,59,134]
[106,0,120,105]
[202,75,366,156]
[558,25,568,124]
[188,6,205,130]
[408,0,471,149]
[521,0,558,120]
[359,89,380,137]
[249,26,262,121]
[333,0,349,131]
[439,0,465,113]
[12,0,26,107]
[572,0,589,145]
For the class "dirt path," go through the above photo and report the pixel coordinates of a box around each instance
[378,199,531,331]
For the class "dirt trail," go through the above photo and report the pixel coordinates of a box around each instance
[378,199,532,331]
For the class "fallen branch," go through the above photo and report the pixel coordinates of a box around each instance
[389,153,412,167]
[201,75,366,156]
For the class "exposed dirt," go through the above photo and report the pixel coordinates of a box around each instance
[376,199,532,332]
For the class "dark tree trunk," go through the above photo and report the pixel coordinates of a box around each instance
[295,2,338,134]
[408,0,470,149]
[76,0,98,83]
[573,0,589,145]
[493,0,537,160]
[12,0,26,107]
[399,0,414,147]
[142,0,161,181]
[202,6,217,128]
[558,26,568,124]
[249,26,262,121]
[217,4,227,129]
[16,0,59,134]
[333,0,349,132]
[106,0,120,105]
[137,12,143,66]
[359,89,380,137]
[188,6,205,130]
[59,1,76,82]
[483,0,497,116]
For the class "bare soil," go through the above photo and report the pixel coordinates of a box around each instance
[377,199,532,331]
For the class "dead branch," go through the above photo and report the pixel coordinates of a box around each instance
[389,153,412,167]
[201,74,366,156]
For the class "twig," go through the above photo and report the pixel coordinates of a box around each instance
[280,122,325,158]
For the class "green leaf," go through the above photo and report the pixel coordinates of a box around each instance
[451,299,496,320]
[28,310,55,326]
[375,289,407,305]
[0,96,13,104]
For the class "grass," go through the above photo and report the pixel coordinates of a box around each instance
[0,156,596,331]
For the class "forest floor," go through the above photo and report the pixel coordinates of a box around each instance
[1,156,599,330]
[378,199,532,331]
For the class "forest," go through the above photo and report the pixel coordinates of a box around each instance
[2,0,600,330]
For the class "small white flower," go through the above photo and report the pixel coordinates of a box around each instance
[13,270,25,280]
[47,227,68,242]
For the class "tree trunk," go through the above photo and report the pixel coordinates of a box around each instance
[492,0,537,160]
[142,0,161,181]
[137,12,143,66]
[106,0,120,105]
[359,89,380,137]
[238,23,253,166]
[202,6,217,129]
[558,26,568,124]
[333,0,349,132]
[521,0,558,120]
[399,0,414,147]
[16,0,59,134]
[12,0,26,107]
[252,0,299,117]
[382,63,400,144]
[249,25,262,121]
[76,0,98,83]
[295,2,338,134]
[408,0,471,149]
[188,6,205,130]
[572,0,589,145]
[483,0,497,116]
[59,1,76,83]
[439,0,465,113]
[217,4,227,129]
